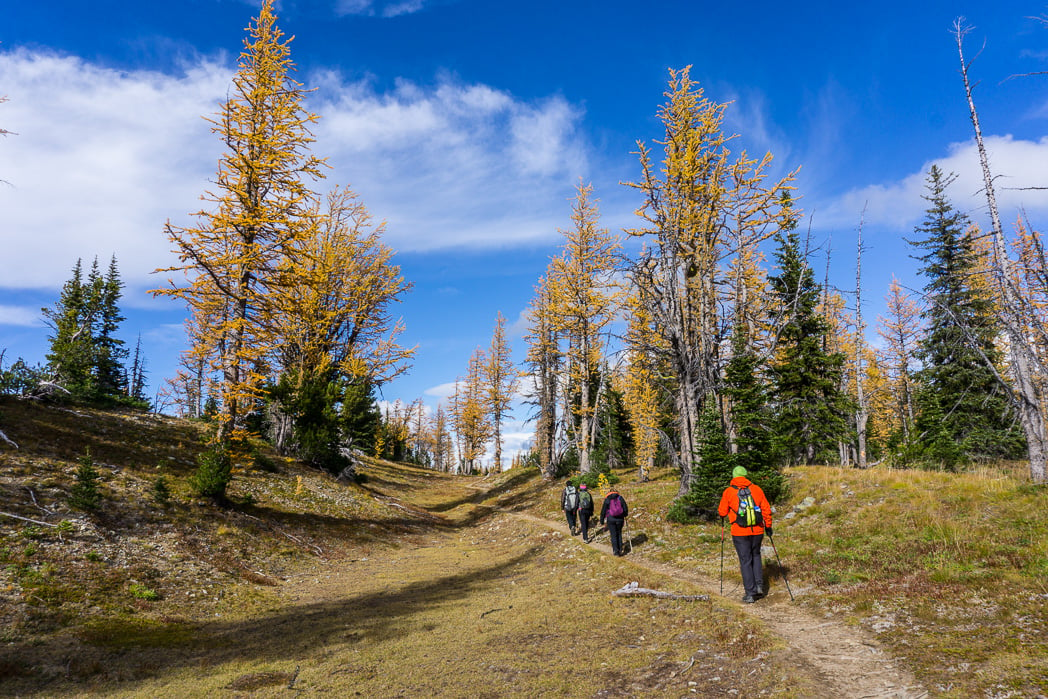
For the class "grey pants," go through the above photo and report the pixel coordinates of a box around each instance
[732,533,765,596]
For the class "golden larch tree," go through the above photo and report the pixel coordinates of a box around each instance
[456,348,493,473]
[153,0,325,443]
[622,283,665,482]
[523,274,562,479]
[625,67,796,495]
[876,276,921,441]
[484,312,518,471]
[548,182,622,475]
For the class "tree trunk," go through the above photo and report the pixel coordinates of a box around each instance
[855,211,869,469]
[956,22,1048,483]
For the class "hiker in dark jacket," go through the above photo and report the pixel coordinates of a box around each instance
[561,481,580,535]
[718,466,773,603]
[599,489,629,556]
[576,484,595,542]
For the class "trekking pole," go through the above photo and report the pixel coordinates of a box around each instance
[719,518,725,595]
[766,531,794,602]
[624,519,632,554]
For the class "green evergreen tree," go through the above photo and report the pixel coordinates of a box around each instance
[188,444,233,502]
[767,199,852,465]
[591,379,633,474]
[43,259,96,397]
[92,256,128,398]
[723,327,787,501]
[278,369,348,473]
[908,166,1025,462]
[668,403,732,522]
[68,448,103,511]
[43,256,132,404]
[341,380,381,454]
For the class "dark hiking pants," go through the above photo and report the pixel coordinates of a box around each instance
[565,509,578,533]
[578,510,593,540]
[607,518,624,555]
[732,533,765,597]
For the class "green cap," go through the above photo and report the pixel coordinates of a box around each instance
[732,466,748,478]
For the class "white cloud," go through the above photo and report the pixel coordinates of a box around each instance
[0,50,230,291]
[423,381,459,400]
[0,305,42,327]
[334,0,429,18]
[819,135,1048,232]
[0,50,591,293]
[314,74,588,250]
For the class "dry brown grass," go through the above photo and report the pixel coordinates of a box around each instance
[598,462,1048,698]
[4,395,1045,696]
[0,400,814,697]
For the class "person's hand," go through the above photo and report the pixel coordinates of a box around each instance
[766,527,773,537]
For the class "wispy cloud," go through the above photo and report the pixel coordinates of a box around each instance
[0,50,591,293]
[334,0,430,18]
[313,72,588,250]
[0,49,230,291]
[818,135,1048,232]
[0,305,43,327]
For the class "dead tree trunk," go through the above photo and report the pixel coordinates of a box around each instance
[955,20,1048,483]
[855,209,869,469]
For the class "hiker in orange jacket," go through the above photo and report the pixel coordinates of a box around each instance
[718,466,773,603]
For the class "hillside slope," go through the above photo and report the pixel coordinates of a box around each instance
[1,398,1046,697]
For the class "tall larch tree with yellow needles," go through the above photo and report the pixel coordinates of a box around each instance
[458,348,493,473]
[523,275,562,478]
[623,283,665,482]
[269,186,414,469]
[548,182,622,475]
[876,276,921,444]
[430,404,455,472]
[484,312,518,472]
[153,0,325,445]
[625,67,796,495]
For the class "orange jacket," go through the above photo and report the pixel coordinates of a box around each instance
[718,476,772,536]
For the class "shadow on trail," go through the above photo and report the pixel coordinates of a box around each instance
[426,469,537,513]
[0,548,542,695]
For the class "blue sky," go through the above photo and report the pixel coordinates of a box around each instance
[2,0,1048,459]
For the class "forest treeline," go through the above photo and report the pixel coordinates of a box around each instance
[3,3,1046,513]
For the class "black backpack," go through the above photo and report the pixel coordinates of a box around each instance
[733,485,762,528]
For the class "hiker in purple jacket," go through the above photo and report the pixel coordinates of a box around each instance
[599,489,629,556]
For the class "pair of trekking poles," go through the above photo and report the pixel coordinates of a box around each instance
[720,517,794,601]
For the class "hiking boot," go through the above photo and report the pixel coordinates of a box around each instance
[741,595,756,604]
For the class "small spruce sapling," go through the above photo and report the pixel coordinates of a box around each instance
[68,448,102,511]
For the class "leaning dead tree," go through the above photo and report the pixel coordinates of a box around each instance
[954,19,1048,483]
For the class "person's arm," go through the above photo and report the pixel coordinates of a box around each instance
[599,498,608,523]
[757,487,772,530]
[717,488,731,519]
[621,499,629,518]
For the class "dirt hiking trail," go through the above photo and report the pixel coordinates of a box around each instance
[475,482,928,699]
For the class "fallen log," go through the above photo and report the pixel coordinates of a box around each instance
[0,511,56,527]
[612,581,709,601]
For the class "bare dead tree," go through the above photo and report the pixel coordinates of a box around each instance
[855,206,869,469]
[955,18,1048,483]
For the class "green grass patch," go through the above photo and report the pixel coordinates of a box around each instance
[77,618,196,648]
